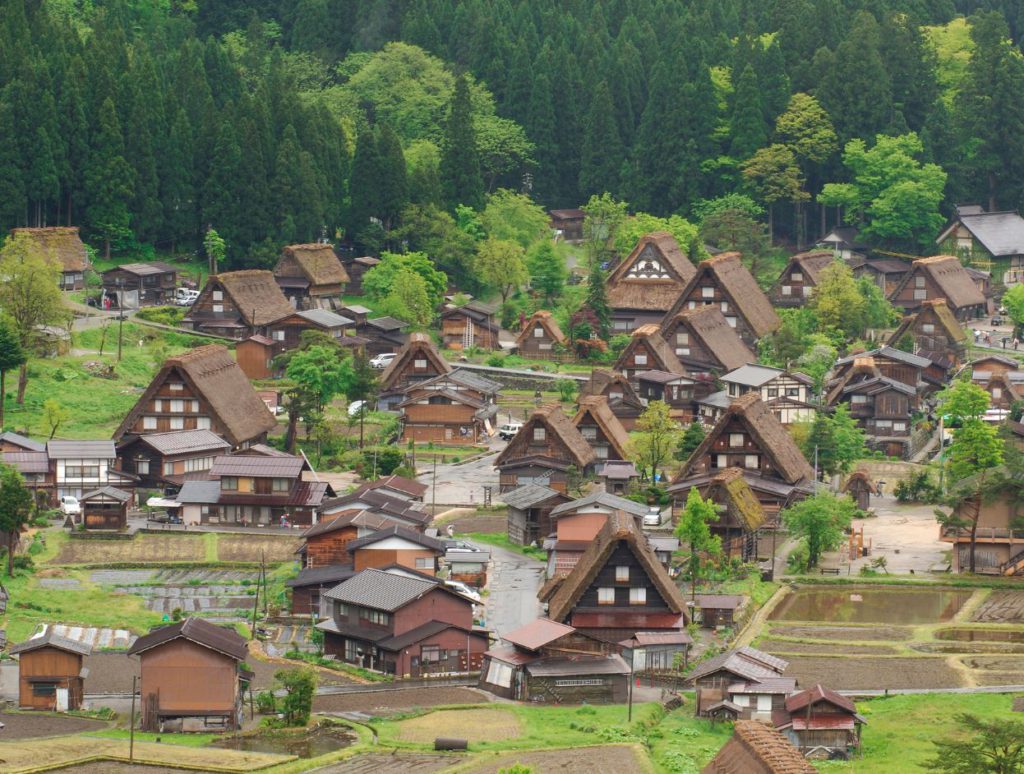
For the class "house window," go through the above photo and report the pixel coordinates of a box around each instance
[767,388,778,398]
[715,454,728,468]
[616,566,629,582]
[163,462,174,476]
[993,387,1003,399]
[414,358,427,369]
[729,433,744,447]
[169,383,183,392]
[154,399,163,412]
[676,332,689,345]
[609,391,622,400]
[598,587,615,605]
[876,420,892,429]
[630,587,647,605]
[212,304,224,313]
[336,603,349,618]
[533,427,546,442]
[913,289,927,300]
[893,422,907,432]
[31,682,57,697]
[720,301,729,313]
[781,285,792,296]
[196,417,211,430]
[534,326,544,337]
[915,276,925,288]
[184,457,214,473]
[415,557,433,570]
[581,426,597,440]
[687,301,697,309]
[744,454,759,469]
[344,639,359,661]
[595,445,608,459]
[676,347,690,356]
[634,353,648,365]
[922,323,935,334]
[802,286,812,297]
[272,477,290,492]
[366,609,390,626]
[143,416,157,430]
[421,645,442,662]
[851,394,867,404]
[221,477,238,490]
[136,459,150,475]
[169,417,184,430]
[273,330,285,341]
[170,399,184,413]
[213,290,224,301]
[757,695,773,712]
[701,286,714,298]
[791,272,803,282]
[725,316,737,327]
[65,465,100,479]
[786,387,800,397]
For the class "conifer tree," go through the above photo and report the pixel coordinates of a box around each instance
[579,81,623,199]
[440,74,483,211]
[729,64,767,161]
[349,130,384,246]
[525,70,558,205]
[272,124,323,244]
[84,97,134,258]
[202,116,243,249]
[161,107,196,253]
[0,314,25,430]
[376,125,409,232]
[0,95,25,230]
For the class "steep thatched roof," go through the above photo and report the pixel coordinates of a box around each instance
[614,325,687,375]
[661,305,754,371]
[891,255,985,310]
[276,244,349,286]
[706,468,766,531]
[113,345,277,446]
[546,510,687,622]
[675,393,813,485]
[572,395,631,459]
[579,369,644,408]
[703,720,816,774]
[379,332,451,392]
[888,298,967,346]
[515,310,567,348]
[666,252,780,338]
[11,226,89,272]
[607,232,697,312]
[779,249,838,286]
[211,270,295,326]
[495,403,596,470]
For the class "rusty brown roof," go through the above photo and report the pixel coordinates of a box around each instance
[209,454,305,478]
[128,617,248,661]
[702,720,816,774]
[10,227,89,272]
[502,618,576,651]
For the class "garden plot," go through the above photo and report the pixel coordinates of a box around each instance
[104,568,261,619]
[396,708,522,745]
[317,753,457,774]
[265,623,317,656]
[778,655,966,690]
[54,534,206,564]
[458,745,648,774]
[217,534,301,562]
[971,590,1024,623]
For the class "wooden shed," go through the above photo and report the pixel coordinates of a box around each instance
[694,594,744,628]
[235,335,278,380]
[11,630,92,711]
[515,311,567,359]
[842,470,873,511]
[80,486,132,530]
[128,618,250,732]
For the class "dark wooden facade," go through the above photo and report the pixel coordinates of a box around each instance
[768,251,837,308]
[888,255,986,320]
[273,243,349,310]
[80,487,131,529]
[235,335,277,380]
[504,485,571,546]
[102,263,179,308]
[440,301,499,351]
[495,404,596,493]
[515,311,567,358]
[14,642,87,711]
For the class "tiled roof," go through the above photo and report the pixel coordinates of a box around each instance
[136,430,232,456]
[10,629,93,656]
[209,454,305,479]
[323,567,441,611]
[549,491,649,518]
[344,525,446,553]
[502,618,576,651]
[128,617,248,661]
[500,484,567,510]
[0,432,45,451]
[47,440,115,459]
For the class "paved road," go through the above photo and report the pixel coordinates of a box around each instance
[480,542,544,639]
[419,439,505,506]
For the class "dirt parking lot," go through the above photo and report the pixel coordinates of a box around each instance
[0,712,107,738]
[314,687,488,714]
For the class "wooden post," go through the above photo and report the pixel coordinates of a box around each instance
[251,563,261,640]
[129,674,137,761]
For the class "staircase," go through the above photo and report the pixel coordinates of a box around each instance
[999,547,1024,576]
[463,319,475,350]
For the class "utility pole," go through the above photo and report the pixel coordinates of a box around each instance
[432,454,438,515]
[129,674,137,761]
[116,280,124,363]
[251,561,261,639]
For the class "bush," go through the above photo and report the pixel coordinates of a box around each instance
[275,667,317,726]
[894,470,941,503]
[362,446,405,476]
[787,540,810,574]
[255,690,277,714]
[486,352,507,367]
[134,306,186,327]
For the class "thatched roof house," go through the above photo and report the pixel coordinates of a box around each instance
[888,255,986,319]
[607,232,697,330]
[659,304,754,374]
[887,298,967,368]
[703,719,816,774]
[515,310,567,358]
[614,324,687,379]
[768,249,838,307]
[183,270,294,338]
[11,226,90,289]
[495,404,596,493]
[274,243,349,310]
[572,395,631,461]
[378,333,451,408]
[579,369,645,430]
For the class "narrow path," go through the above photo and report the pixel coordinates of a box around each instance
[733,584,790,648]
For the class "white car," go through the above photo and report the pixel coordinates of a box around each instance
[370,352,396,369]
[643,507,663,527]
[497,422,523,441]
[59,496,81,517]
[174,288,200,307]
[445,580,482,604]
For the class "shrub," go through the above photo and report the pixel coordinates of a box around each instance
[894,470,941,503]
[486,352,507,367]
[275,667,317,726]
[787,540,810,574]
[255,690,277,714]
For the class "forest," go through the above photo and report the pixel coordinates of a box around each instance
[2,0,1024,272]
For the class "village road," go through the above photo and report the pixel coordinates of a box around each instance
[480,543,544,638]
[418,443,504,506]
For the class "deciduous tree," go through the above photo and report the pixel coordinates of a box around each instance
[926,713,1024,773]
[628,400,681,485]
[674,488,722,605]
[0,315,25,430]
[475,238,527,302]
[782,492,859,569]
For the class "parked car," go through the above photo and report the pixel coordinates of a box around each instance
[992,316,1004,326]
[369,352,396,369]
[497,422,522,441]
[643,506,663,527]
[445,580,482,604]
[148,512,183,525]
[58,496,80,517]
[174,287,200,307]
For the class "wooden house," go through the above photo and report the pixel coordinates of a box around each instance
[48,439,134,504]
[116,429,231,491]
[102,263,179,308]
[2,449,54,505]
[441,301,500,351]
[549,208,585,241]
[273,243,348,310]
[128,618,249,732]
[515,311,567,358]
[235,335,277,381]
[378,333,452,410]
[543,492,655,578]
[397,370,500,445]
[887,299,967,368]
[775,684,866,756]
[768,250,838,307]
[345,526,446,573]
[817,225,867,262]
[0,431,45,453]
[113,345,278,449]
[360,475,428,502]
[265,308,354,353]
[175,453,332,527]
[544,511,688,644]
[888,255,986,320]
[479,618,628,703]
[936,204,1024,285]
[11,227,89,290]
[842,470,874,511]
[319,488,432,530]
[850,257,911,296]
[689,645,794,720]
[360,315,410,356]
[694,594,744,628]
[495,404,596,493]
[578,369,645,430]
[663,252,781,348]
[829,346,934,395]
[181,270,294,339]
[658,305,755,377]
[318,568,489,676]
[971,367,1024,410]
[504,484,572,546]
[618,630,693,672]
[636,371,701,421]
[444,542,491,586]
[704,719,816,774]
[287,564,357,616]
[572,395,630,462]
[721,365,815,426]
[80,486,131,530]
[669,394,814,523]
[940,471,1024,574]
[826,356,918,458]
[607,232,697,332]
[613,324,687,381]
[339,256,380,295]
[298,509,397,568]
[11,631,91,711]
[692,468,766,562]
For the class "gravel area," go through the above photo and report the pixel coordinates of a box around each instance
[83,653,141,694]
[0,712,108,738]
[314,687,488,714]
[776,656,965,690]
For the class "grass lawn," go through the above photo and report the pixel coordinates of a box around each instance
[84,729,220,748]
[463,532,546,561]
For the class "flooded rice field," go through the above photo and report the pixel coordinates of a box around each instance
[768,586,973,624]
[211,724,356,758]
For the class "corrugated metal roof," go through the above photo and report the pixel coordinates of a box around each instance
[295,308,353,328]
[10,629,93,656]
[2,451,49,473]
[209,454,305,478]
[722,364,785,387]
[525,654,630,677]
[550,491,648,518]
[0,432,45,451]
[285,564,356,588]
[47,440,115,459]
[80,486,132,503]
[499,484,565,509]
[323,568,439,611]
[176,479,222,504]
[502,619,576,651]
[138,430,231,456]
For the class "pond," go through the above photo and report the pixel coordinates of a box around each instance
[210,724,356,758]
[935,628,1024,643]
[768,586,973,625]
